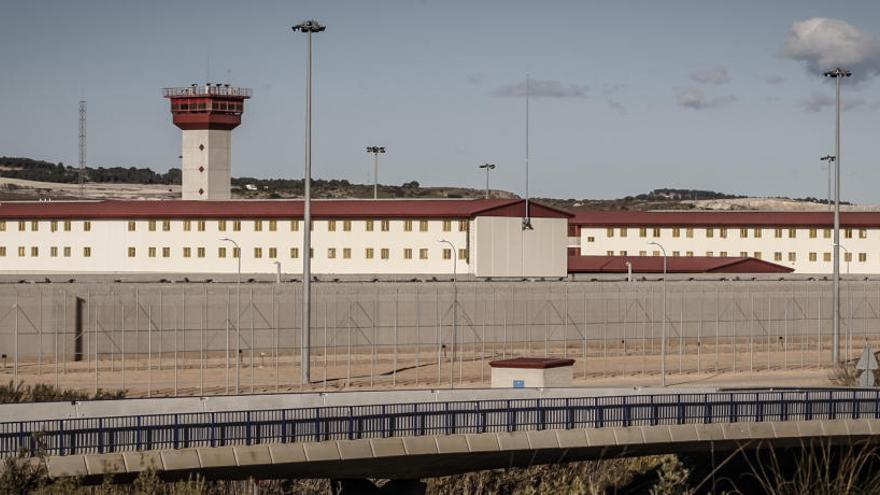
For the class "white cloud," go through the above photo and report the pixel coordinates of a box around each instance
[491,79,588,98]
[690,65,730,85]
[675,87,736,110]
[800,92,867,112]
[782,18,880,80]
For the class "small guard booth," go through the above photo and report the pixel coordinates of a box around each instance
[488,357,575,388]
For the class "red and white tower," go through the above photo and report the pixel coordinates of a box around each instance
[163,84,252,200]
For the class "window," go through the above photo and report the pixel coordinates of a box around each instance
[619,250,628,256]
[639,250,647,256]
[343,220,351,231]
[606,227,614,237]
[31,221,38,231]
[788,252,796,262]
[327,220,336,232]
[218,220,226,231]
[381,248,390,260]
[638,227,647,237]
[823,252,831,262]
[163,220,171,231]
[197,247,206,258]
[809,252,817,262]
[83,221,91,232]
[823,228,831,239]
[753,252,761,260]
[50,246,57,257]
[442,248,452,260]
[50,221,57,232]
[30,246,38,256]
[686,228,694,238]
[0,221,4,231]
[788,228,796,238]
[672,228,680,238]
[458,248,467,260]
[809,228,817,238]
[64,247,71,257]
[327,248,336,259]
[458,220,468,232]
[672,251,680,257]
[860,229,868,239]
[197,220,205,232]
[162,247,170,258]
[720,251,727,257]
[845,228,852,239]
[343,248,351,259]
[859,253,867,262]
[774,228,782,238]
[753,228,762,238]
[269,220,277,231]
[218,247,227,258]
[740,251,748,257]
[183,247,191,258]
[652,250,660,256]
[419,248,428,260]
[254,247,263,258]
[148,247,156,258]
[419,220,429,232]
[268,247,277,258]
[290,247,299,259]
[365,220,374,232]
[652,228,661,237]
[18,221,25,232]
[443,220,452,232]
[128,221,136,232]
[181,220,190,231]
[17,246,24,257]
[706,228,714,238]
[291,220,299,232]
[254,220,263,232]
[381,220,390,231]
[686,251,693,257]
[365,248,374,259]
[845,252,853,262]
[404,220,413,232]
[740,228,748,238]
[83,247,91,257]
[64,221,72,231]
[587,236,595,242]
[148,220,156,231]
[706,251,713,257]
[0,247,5,257]
[619,228,627,237]
[607,250,615,256]
[128,247,136,257]
[403,248,413,260]
[720,228,727,238]
[233,220,241,231]
[774,252,783,261]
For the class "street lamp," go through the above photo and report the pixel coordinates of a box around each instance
[366,146,385,199]
[820,155,835,210]
[824,67,851,365]
[220,237,241,393]
[840,245,851,275]
[292,19,325,385]
[478,163,496,199]
[273,260,282,284]
[648,241,667,387]
[439,239,457,388]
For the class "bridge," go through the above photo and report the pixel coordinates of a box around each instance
[3,388,880,493]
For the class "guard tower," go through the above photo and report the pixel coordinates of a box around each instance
[163,84,252,200]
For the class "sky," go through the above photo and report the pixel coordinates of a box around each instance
[2,1,880,202]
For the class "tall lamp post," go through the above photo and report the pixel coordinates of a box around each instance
[439,239,457,388]
[366,146,385,199]
[220,238,241,393]
[478,163,495,199]
[648,241,667,387]
[292,20,325,385]
[824,67,851,365]
[820,155,835,210]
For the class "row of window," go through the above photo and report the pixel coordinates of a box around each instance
[0,221,91,232]
[605,249,868,262]
[0,246,92,257]
[601,227,869,240]
[123,246,469,260]
[0,219,471,233]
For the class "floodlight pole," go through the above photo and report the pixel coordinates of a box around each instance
[820,155,835,210]
[648,241,667,387]
[366,146,385,199]
[479,163,495,199]
[439,239,457,388]
[220,238,240,393]
[293,20,325,385]
[824,67,851,365]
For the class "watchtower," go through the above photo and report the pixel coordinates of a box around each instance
[163,84,252,200]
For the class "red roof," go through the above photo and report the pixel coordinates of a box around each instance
[0,199,571,220]
[571,210,880,228]
[567,255,794,274]
[489,357,576,369]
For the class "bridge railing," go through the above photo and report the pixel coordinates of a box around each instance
[1,389,879,458]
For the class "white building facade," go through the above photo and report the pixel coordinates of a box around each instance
[572,211,880,274]
[0,199,569,278]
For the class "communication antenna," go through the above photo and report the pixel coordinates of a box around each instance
[78,99,86,198]
[522,74,533,230]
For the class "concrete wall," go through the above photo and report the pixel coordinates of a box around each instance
[182,129,231,200]
[472,217,568,278]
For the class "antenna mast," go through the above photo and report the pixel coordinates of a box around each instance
[79,100,86,198]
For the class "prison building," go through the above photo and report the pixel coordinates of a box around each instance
[0,198,570,277]
[567,255,793,275]
[570,210,880,274]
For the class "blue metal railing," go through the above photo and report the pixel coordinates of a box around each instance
[1,389,879,458]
